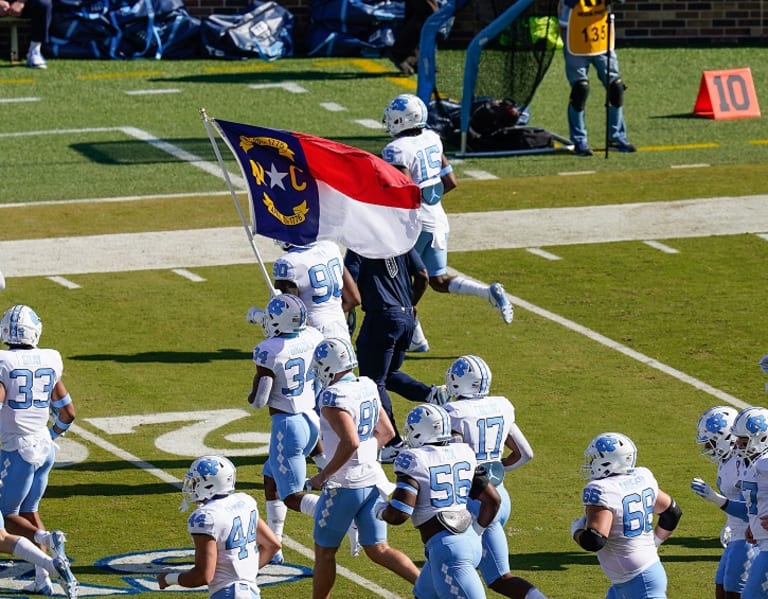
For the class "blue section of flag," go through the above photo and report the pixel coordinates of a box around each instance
[215,119,321,247]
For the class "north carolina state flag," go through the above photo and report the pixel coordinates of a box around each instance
[214,119,422,258]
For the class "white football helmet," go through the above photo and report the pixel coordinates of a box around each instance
[181,455,236,510]
[263,294,307,336]
[404,403,452,448]
[582,432,637,480]
[383,94,428,136]
[1,304,42,347]
[445,355,492,399]
[732,407,768,459]
[696,406,738,462]
[312,337,357,389]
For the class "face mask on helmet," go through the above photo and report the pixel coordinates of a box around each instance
[732,407,768,459]
[445,355,492,399]
[264,294,307,336]
[382,94,428,137]
[180,455,236,511]
[312,337,357,389]
[1,304,42,347]
[582,432,637,480]
[404,403,452,448]
[696,405,738,463]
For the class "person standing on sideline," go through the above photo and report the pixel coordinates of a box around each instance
[443,355,548,599]
[571,432,681,598]
[0,305,78,598]
[0,0,51,68]
[382,93,513,353]
[690,405,755,599]
[558,0,636,156]
[247,240,361,344]
[387,0,438,75]
[246,293,326,564]
[344,248,449,464]
[158,455,281,596]
[375,402,501,599]
[307,337,420,599]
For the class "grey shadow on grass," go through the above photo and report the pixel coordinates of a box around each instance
[70,348,251,363]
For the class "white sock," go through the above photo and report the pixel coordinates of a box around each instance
[411,319,428,344]
[29,41,42,53]
[266,500,287,542]
[525,589,548,599]
[12,537,53,574]
[33,530,49,546]
[299,493,319,517]
[35,566,51,585]
[448,276,489,298]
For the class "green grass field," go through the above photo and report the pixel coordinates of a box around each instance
[1,46,767,598]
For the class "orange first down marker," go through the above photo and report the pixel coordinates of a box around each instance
[693,67,761,120]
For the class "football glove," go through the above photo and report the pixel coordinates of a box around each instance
[690,477,727,508]
[570,515,586,538]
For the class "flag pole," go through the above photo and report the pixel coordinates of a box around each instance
[199,108,277,298]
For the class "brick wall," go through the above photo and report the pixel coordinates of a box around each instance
[2,0,766,61]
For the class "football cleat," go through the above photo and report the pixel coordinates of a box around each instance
[23,580,54,596]
[407,340,430,353]
[26,47,47,69]
[47,530,68,561]
[488,283,513,324]
[52,556,78,599]
[269,550,285,565]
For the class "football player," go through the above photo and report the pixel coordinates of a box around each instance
[375,403,501,598]
[731,407,768,599]
[381,93,514,353]
[158,455,281,596]
[247,293,324,564]
[443,355,548,599]
[248,240,361,343]
[690,406,754,599]
[307,337,419,598]
[571,432,681,598]
[0,304,78,598]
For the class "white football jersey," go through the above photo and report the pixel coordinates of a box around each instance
[187,492,261,595]
[382,129,449,234]
[581,466,661,584]
[740,451,768,545]
[0,347,63,450]
[318,374,385,488]
[445,395,516,465]
[394,443,477,527]
[252,327,323,415]
[273,241,350,341]
[719,452,749,538]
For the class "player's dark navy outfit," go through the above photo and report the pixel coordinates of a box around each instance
[344,249,431,446]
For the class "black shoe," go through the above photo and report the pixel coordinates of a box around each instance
[573,143,594,157]
[608,139,637,153]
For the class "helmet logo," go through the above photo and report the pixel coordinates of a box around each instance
[407,406,427,426]
[747,415,768,434]
[390,97,409,111]
[595,437,617,453]
[705,413,729,433]
[450,359,470,378]
[315,342,329,360]
[195,458,220,477]
[269,299,287,316]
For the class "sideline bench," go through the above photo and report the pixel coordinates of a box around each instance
[0,17,30,62]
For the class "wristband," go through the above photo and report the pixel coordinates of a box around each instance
[165,572,180,586]
[51,394,72,409]
[439,165,453,177]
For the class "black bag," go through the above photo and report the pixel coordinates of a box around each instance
[468,126,553,152]
[201,1,294,60]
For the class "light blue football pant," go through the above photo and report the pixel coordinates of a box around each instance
[313,484,387,549]
[564,47,628,146]
[0,446,55,515]
[742,548,768,599]
[210,581,260,599]
[715,538,756,593]
[605,560,667,599]
[468,484,512,585]
[261,412,319,500]
[414,528,485,599]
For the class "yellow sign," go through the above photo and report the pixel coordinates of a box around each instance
[566,0,614,56]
